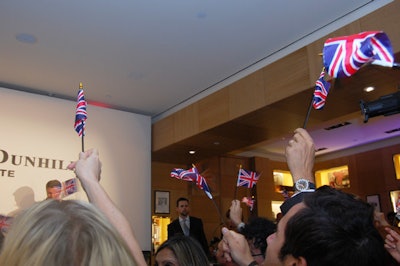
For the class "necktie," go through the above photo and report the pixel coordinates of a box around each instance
[182,218,189,236]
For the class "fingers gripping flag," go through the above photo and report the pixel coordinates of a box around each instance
[323,31,394,78]
[74,83,87,137]
[313,69,331,110]
[171,166,213,199]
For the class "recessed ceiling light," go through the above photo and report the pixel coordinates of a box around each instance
[364,86,375,92]
[16,33,37,44]
[189,150,196,154]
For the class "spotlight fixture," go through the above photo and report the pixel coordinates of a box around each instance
[360,90,400,123]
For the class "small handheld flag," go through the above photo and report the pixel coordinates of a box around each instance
[63,178,78,196]
[171,165,213,199]
[171,167,199,182]
[312,68,331,110]
[74,83,87,137]
[323,31,394,78]
[242,196,255,211]
[0,214,13,234]
[74,83,87,152]
[237,168,260,188]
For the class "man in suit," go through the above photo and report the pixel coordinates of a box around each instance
[168,197,209,256]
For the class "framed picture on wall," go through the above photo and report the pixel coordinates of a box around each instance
[155,190,170,214]
[366,194,381,212]
[390,190,400,213]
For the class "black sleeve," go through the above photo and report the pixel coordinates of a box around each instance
[280,192,313,215]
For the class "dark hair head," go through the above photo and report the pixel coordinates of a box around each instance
[241,217,276,258]
[155,235,209,266]
[46,179,61,189]
[280,186,385,266]
[176,197,189,207]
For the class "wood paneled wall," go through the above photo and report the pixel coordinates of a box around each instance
[153,1,400,152]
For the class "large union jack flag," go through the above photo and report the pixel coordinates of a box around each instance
[313,69,330,110]
[171,166,213,199]
[74,83,87,137]
[237,168,260,188]
[323,31,394,78]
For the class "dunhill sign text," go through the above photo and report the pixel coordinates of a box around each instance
[0,149,71,177]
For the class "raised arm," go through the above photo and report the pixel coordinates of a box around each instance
[68,149,147,266]
[280,128,316,215]
[285,128,315,183]
[229,199,244,230]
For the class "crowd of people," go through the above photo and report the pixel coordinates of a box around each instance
[1,128,400,266]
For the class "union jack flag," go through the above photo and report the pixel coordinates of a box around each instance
[0,214,13,234]
[74,83,87,137]
[171,167,198,182]
[237,168,260,188]
[313,69,330,110]
[242,196,255,211]
[63,178,78,196]
[323,31,394,78]
[171,166,213,199]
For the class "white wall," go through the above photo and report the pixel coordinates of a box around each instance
[0,87,151,250]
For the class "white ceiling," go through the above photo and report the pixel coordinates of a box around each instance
[1,0,398,158]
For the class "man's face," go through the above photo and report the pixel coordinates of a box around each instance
[176,200,189,217]
[264,203,305,266]
[46,186,61,199]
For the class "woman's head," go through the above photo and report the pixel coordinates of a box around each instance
[0,199,135,266]
[155,235,209,266]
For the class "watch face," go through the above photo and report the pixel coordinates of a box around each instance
[295,179,309,191]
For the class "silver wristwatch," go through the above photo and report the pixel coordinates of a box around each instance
[294,178,313,192]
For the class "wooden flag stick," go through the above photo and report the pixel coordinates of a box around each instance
[81,121,85,152]
[302,94,314,129]
[233,165,242,199]
[211,197,226,226]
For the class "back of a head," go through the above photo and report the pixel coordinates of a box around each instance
[241,217,276,258]
[156,235,209,265]
[280,186,385,266]
[0,199,136,266]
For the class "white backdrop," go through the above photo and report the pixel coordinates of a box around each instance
[0,87,151,250]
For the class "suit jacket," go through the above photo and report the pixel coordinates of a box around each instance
[168,216,209,256]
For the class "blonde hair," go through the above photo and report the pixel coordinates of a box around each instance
[0,200,136,266]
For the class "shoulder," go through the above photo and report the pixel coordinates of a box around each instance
[190,216,202,223]
[169,219,179,226]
